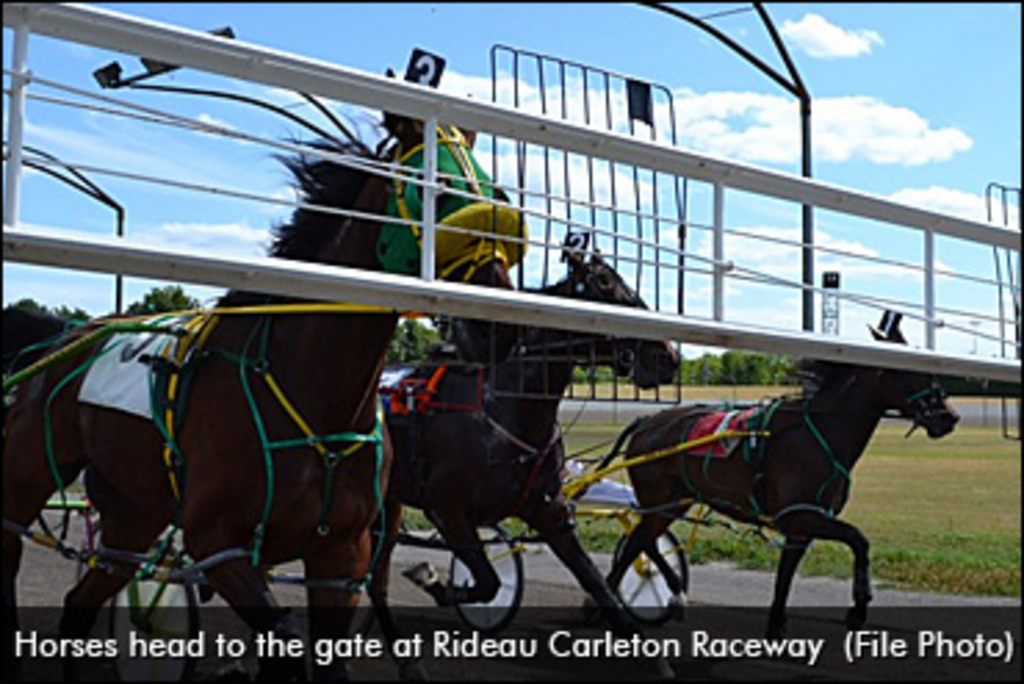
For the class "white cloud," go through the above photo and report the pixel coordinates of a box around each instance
[136,220,270,257]
[888,186,1019,226]
[440,68,972,168]
[674,90,799,164]
[816,97,972,165]
[439,70,498,102]
[781,13,883,59]
[196,112,235,131]
[673,90,972,166]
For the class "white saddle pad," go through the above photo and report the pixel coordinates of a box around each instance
[78,316,189,419]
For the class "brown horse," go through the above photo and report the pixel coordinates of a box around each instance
[601,312,960,638]
[370,250,679,645]
[2,116,521,681]
[2,308,72,373]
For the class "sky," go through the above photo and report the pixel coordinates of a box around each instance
[2,3,1021,359]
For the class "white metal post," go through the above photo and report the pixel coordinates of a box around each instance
[1016,248,1021,360]
[420,116,438,281]
[924,228,936,349]
[712,181,725,322]
[4,21,30,228]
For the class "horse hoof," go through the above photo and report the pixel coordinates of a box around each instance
[199,583,216,603]
[845,604,868,631]
[667,595,686,622]
[402,562,440,590]
[212,662,252,682]
[580,596,601,624]
[399,661,429,681]
[256,658,307,682]
[766,617,786,640]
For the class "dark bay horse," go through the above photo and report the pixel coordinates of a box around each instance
[602,313,960,638]
[372,250,679,641]
[3,116,522,681]
[2,308,71,375]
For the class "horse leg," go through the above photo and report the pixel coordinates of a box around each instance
[606,512,684,603]
[3,413,85,681]
[2,535,23,682]
[641,514,688,620]
[407,513,498,606]
[365,495,426,681]
[303,540,369,683]
[58,509,169,680]
[522,504,640,637]
[523,505,675,679]
[200,556,305,681]
[776,512,872,630]
[766,537,809,638]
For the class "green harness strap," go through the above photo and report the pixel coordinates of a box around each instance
[803,406,852,516]
[674,410,751,520]
[4,321,180,396]
[11,312,388,591]
[673,399,785,522]
[2,318,81,378]
[30,321,182,506]
[42,346,117,507]
[228,316,386,585]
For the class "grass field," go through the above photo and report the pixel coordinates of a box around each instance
[558,422,1021,597]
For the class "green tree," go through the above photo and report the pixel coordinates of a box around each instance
[684,353,722,385]
[678,350,792,386]
[125,286,200,315]
[7,298,89,322]
[387,319,440,364]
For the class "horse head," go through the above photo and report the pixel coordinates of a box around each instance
[556,248,679,389]
[869,312,960,438]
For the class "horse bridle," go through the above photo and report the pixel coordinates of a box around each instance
[902,384,949,435]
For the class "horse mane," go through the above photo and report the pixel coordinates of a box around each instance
[219,137,381,306]
[269,138,378,261]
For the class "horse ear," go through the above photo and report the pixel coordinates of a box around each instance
[869,310,906,344]
[563,248,585,273]
[561,232,589,272]
[382,69,405,138]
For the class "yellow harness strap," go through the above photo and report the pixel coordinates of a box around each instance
[260,371,365,460]
[161,313,220,502]
[562,429,770,502]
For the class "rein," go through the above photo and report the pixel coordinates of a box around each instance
[484,413,561,462]
[771,385,942,524]
[481,413,563,518]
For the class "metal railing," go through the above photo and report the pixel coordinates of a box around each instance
[3,3,1020,386]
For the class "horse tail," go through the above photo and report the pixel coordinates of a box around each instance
[596,415,649,471]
